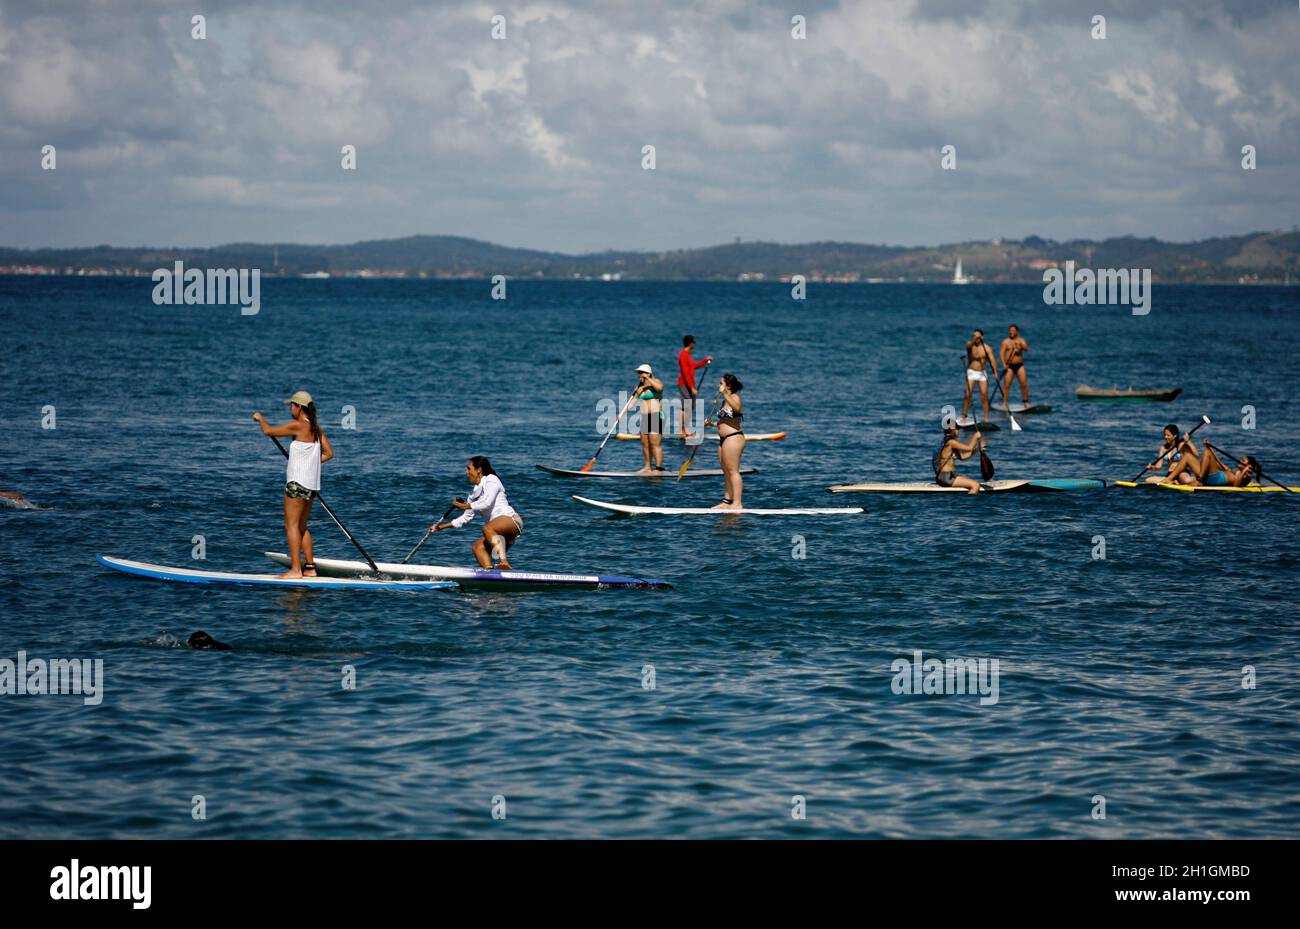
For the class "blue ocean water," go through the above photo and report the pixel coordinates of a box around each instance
[1,276,1297,838]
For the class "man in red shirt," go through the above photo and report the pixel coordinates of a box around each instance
[676,335,713,438]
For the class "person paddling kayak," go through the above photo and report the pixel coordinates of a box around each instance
[933,426,986,494]
[253,390,333,578]
[676,335,713,438]
[706,374,746,509]
[430,456,524,569]
[634,363,666,474]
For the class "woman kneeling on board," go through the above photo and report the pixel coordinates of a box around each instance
[431,456,524,569]
[253,391,333,578]
[934,427,985,494]
[706,374,746,509]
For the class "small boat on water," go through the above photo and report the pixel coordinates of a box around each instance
[1076,385,1182,402]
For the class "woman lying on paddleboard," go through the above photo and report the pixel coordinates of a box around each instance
[253,390,333,578]
[431,456,524,569]
[706,374,746,509]
[933,427,985,494]
[1163,444,1259,488]
[634,363,666,474]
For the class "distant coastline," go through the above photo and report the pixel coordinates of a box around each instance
[2,230,1297,284]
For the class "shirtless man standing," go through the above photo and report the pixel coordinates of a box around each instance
[999,324,1029,410]
[961,329,999,423]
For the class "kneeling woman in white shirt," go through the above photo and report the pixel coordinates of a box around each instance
[431,456,524,569]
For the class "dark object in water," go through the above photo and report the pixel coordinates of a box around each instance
[188,631,232,651]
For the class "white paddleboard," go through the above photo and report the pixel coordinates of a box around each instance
[265,553,671,589]
[572,495,864,516]
[98,555,457,590]
[535,464,756,479]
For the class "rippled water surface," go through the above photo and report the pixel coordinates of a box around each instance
[2,277,1297,838]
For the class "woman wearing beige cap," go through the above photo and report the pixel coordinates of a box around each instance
[252,390,334,578]
[634,363,665,474]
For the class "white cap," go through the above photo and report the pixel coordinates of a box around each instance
[635,364,653,374]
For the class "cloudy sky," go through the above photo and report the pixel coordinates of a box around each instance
[1,0,1297,252]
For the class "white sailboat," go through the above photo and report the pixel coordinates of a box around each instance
[952,258,971,285]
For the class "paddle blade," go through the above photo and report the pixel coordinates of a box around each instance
[980,451,995,480]
[580,459,596,473]
[676,459,692,481]
[1010,415,1022,432]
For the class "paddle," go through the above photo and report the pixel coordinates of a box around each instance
[1131,415,1210,482]
[987,349,1021,432]
[267,434,380,572]
[1203,442,1297,494]
[978,432,995,481]
[402,498,466,563]
[684,360,711,437]
[582,385,639,472]
[678,393,725,480]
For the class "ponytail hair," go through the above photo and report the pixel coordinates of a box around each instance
[722,373,743,393]
[303,401,321,441]
[469,455,496,477]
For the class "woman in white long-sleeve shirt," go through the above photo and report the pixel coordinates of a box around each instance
[431,456,524,569]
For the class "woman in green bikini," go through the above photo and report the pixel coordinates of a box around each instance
[634,363,665,473]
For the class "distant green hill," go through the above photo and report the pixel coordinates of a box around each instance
[2,231,1297,282]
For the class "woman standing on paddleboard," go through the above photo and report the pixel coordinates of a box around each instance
[431,456,524,569]
[634,363,666,474]
[707,374,746,509]
[253,390,333,578]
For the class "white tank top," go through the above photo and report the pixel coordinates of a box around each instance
[286,439,321,491]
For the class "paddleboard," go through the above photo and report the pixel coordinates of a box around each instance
[535,464,756,479]
[572,495,864,516]
[265,553,671,590]
[614,432,788,442]
[827,479,1106,494]
[954,417,1000,432]
[97,555,457,589]
[1113,481,1299,493]
[997,403,1052,415]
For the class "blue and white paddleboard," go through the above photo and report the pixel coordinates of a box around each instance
[97,555,457,590]
[265,553,672,590]
[827,479,1106,493]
